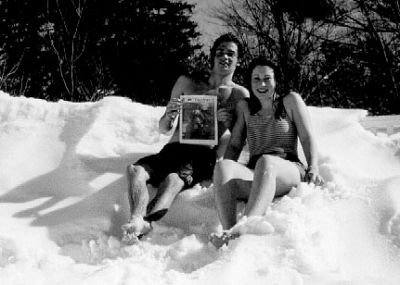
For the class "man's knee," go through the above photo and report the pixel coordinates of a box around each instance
[127,164,149,181]
[163,173,185,191]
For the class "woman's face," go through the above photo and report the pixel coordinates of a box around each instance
[251,65,276,101]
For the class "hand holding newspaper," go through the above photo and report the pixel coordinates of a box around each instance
[179,95,218,146]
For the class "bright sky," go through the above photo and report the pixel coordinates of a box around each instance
[183,0,228,49]
[1,90,400,284]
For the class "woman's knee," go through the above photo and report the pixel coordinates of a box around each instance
[256,155,301,190]
[214,159,237,181]
[255,155,277,175]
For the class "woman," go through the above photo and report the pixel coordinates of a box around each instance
[210,56,324,248]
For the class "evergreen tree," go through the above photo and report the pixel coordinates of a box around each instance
[0,0,201,104]
[99,0,201,105]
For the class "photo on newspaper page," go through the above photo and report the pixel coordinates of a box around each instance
[179,95,218,146]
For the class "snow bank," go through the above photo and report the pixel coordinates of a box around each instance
[0,91,400,285]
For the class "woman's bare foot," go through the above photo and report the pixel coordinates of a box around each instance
[209,231,240,248]
[121,215,152,245]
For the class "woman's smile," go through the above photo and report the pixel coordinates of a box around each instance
[251,65,276,101]
[256,88,268,94]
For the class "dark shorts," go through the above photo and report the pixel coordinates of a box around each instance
[248,152,306,181]
[135,142,217,189]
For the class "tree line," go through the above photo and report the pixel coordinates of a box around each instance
[1,0,399,114]
[0,0,202,105]
[214,0,400,114]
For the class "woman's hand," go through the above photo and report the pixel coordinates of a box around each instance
[305,167,324,186]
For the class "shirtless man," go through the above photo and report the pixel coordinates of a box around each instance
[122,33,249,244]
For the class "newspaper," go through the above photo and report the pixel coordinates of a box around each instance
[179,95,218,146]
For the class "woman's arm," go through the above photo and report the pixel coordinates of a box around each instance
[284,92,323,185]
[223,100,247,161]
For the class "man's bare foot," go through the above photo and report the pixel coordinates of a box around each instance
[121,215,152,245]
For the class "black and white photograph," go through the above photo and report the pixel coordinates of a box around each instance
[1,0,400,284]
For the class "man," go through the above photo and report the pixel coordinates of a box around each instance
[122,33,249,244]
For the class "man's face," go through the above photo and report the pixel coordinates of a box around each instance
[211,41,239,76]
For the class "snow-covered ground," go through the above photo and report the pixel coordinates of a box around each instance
[0,90,400,285]
[361,115,400,135]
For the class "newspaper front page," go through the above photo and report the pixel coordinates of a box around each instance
[179,95,218,146]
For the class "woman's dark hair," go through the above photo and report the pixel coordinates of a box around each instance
[246,56,285,119]
[210,33,242,67]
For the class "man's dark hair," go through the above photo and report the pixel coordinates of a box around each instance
[210,33,242,62]
[186,33,242,82]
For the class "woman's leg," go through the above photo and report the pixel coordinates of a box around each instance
[244,155,301,217]
[213,159,253,230]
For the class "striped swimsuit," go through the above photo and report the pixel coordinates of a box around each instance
[246,110,301,169]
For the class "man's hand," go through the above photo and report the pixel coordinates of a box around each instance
[165,97,181,120]
[217,107,232,128]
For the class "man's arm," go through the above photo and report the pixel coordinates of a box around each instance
[227,86,249,131]
[215,86,249,158]
[223,100,247,161]
[158,75,188,134]
[234,85,250,99]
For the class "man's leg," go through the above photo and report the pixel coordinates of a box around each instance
[122,164,152,243]
[146,173,185,221]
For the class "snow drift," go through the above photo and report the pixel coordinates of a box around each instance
[0,91,400,285]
